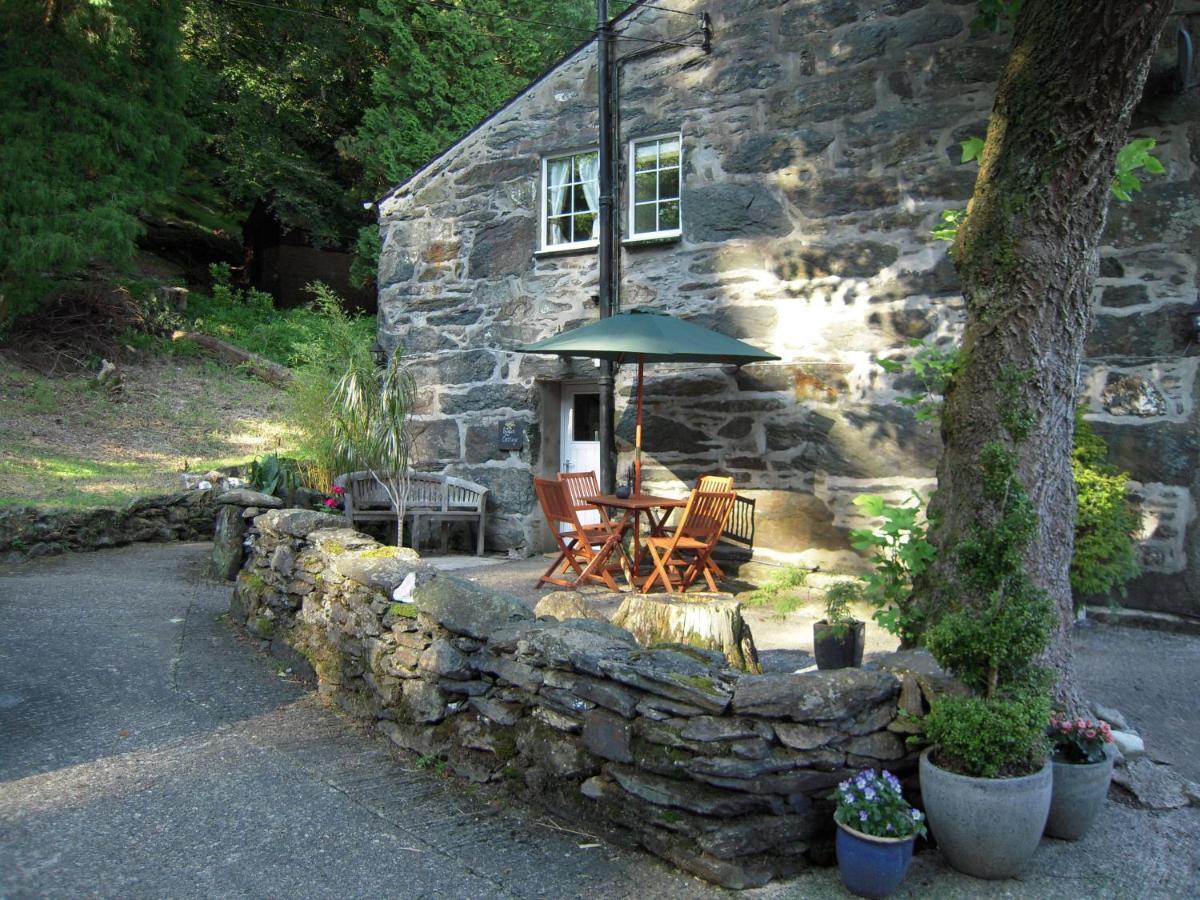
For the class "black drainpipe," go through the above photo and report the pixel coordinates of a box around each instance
[596,0,617,494]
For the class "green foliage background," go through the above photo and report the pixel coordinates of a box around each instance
[1071,412,1140,599]
[0,0,191,322]
[1,0,632,320]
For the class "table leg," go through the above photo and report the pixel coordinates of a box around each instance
[616,509,638,588]
[630,509,649,585]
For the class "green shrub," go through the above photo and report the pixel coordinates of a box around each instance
[744,564,809,615]
[924,588,1054,695]
[287,282,376,492]
[923,369,1053,777]
[876,349,1141,604]
[849,493,934,648]
[1071,412,1140,601]
[822,580,863,635]
[248,453,301,500]
[185,265,375,371]
[924,691,1051,778]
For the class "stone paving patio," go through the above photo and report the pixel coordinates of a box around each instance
[1,543,1196,898]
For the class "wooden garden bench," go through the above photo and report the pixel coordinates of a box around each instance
[335,471,488,555]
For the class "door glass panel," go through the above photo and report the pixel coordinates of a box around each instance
[573,393,600,442]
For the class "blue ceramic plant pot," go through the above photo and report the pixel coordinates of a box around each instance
[836,820,916,899]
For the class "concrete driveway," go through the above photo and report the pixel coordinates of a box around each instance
[0,544,705,899]
[1,543,1197,899]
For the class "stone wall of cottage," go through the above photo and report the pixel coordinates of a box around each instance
[377,0,1200,617]
[231,509,953,888]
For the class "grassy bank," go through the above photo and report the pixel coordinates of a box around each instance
[0,355,295,509]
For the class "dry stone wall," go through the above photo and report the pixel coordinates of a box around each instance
[232,510,952,888]
[0,490,219,563]
[377,0,1200,617]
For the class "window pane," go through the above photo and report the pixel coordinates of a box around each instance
[658,139,680,169]
[549,156,572,182]
[573,393,600,442]
[572,211,595,242]
[634,171,657,203]
[659,200,680,231]
[575,151,598,183]
[659,167,679,200]
[572,182,589,213]
[635,142,657,172]
[548,216,570,245]
[634,202,657,234]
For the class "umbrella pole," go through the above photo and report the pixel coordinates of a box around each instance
[635,356,644,495]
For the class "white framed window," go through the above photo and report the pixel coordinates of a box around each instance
[541,149,600,250]
[629,134,682,239]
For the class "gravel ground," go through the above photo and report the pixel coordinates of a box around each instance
[1,544,1196,898]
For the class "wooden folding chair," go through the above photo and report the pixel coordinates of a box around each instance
[655,473,736,576]
[641,490,737,593]
[693,474,734,578]
[696,473,734,493]
[558,470,613,529]
[534,477,623,591]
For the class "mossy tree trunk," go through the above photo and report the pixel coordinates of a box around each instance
[926,0,1171,710]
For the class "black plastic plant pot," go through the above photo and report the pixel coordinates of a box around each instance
[813,620,865,670]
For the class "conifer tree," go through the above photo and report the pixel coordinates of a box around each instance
[0,0,191,324]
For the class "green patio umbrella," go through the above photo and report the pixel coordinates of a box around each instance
[516,309,780,493]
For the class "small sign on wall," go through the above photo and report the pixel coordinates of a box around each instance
[498,419,524,450]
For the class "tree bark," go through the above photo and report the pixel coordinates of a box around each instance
[926,1,1170,711]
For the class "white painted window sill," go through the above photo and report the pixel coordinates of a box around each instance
[534,242,599,258]
[623,233,682,247]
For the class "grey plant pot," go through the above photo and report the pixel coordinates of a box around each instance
[919,747,1052,879]
[1045,748,1116,841]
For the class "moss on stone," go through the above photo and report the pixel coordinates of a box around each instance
[388,602,418,618]
[359,545,403,559]
[492,727,518,761]
[249,614,276,638]
[668,673,719,693]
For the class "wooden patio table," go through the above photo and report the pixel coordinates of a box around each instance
[583,493,687,589]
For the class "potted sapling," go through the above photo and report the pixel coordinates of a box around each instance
[813,580,866,670]
[919,370,1057,879]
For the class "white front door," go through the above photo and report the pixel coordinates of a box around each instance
[560,384,601,527]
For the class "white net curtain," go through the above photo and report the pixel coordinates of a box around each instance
[547,151,599,246]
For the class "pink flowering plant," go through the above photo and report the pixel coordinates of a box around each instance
[832,769,926,840]
[323,484,346,510]
[1048,714,1114,764]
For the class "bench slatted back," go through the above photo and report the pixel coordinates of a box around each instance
[351,476,392,510]
[338,471,488,514]
[408,473,445,510]
[445,476,486,511]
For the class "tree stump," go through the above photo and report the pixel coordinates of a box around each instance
[611,593,761,673]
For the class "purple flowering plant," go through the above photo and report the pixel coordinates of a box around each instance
[831,769,926,840]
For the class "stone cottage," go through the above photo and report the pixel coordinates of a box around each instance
[376,0,1200,621]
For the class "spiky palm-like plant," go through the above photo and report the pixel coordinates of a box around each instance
[331,352,416,546]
